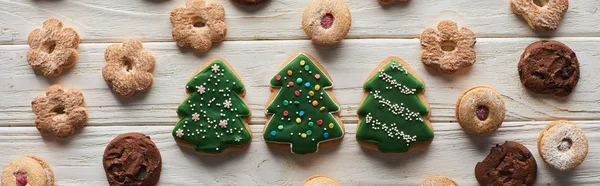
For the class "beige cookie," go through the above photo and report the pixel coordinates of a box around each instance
[537,120,588,171]
[1,156,54,186]
[301,175,339,186]
[510,0,568,31]
[170,0,227,52]
[420,20,476,74]
[302,0,351,45]
[456,86,505,135]
[27,18,80,77]
[378,0,408,5]
[31,85,87,138]
[420,176,459,186]
[102,39,155,97]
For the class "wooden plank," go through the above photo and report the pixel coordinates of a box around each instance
[0,122,597,185]
[1,0,599,44]
[1,38,599,126]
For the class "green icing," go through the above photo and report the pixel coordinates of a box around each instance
[356,59,434,153]
[264,53,344,154]
[172,59,251,154]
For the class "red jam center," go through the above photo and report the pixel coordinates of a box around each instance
[15,172,27,186]
[476,105,489,121]
[321,13,334,29]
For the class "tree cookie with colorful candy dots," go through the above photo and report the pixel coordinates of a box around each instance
[356,57,434,153]
[263,52,344,154]
[172,58,252,156]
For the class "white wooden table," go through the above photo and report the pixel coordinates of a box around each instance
[1,0,599,185]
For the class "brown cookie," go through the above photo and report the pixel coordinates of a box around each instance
[1,156,54,186]
[420,176,459,186]
[510,0,568,31]
[103,133,162,186]
[456,86,505,135]
[302,0,352,45]
[475,141,537,186]
[31,85,87,138]
[232,0,266,4]
[170,0,227,52]
[420,20,476,74]
[102,39,155,97]
[518,40,579,96]
[27,18,80,77]
[537,120,588,171]
[301,175,339,186]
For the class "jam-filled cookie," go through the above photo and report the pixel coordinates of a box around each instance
[302,0,351,45]
[475,141,537,186]
[510,0,568,31]
[301,175,339,186]
[420,176,459,186]
[455,86,505,135]
[518,40,579,96]
[537,120,588,171]
[1,156,54,186]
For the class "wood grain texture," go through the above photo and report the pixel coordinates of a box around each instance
[1,0,599,44]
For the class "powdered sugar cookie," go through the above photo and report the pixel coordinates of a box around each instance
[31,85,87,138]
[510,0,568,31]
[27,18,80,77]
[102,39,155,97]
[170,0,227,52]
[537,120,587,171]
[301,175,339,186]
[1,156,54,186]
[420,176,458,186]
[302,0,351,45]
[420,20,476,74]
[455,86,505,135]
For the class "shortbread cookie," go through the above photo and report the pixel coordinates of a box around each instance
[27,18,80,77]
[510,0,568,31]
[102,39,155,97]
[103,133,162,186]
[420,176,458,186]
[172,58,252,155]
[456,86,505,135]
[518,40,579,96]
[264,52,344,154]
[1,156,54,186]
[420,20,476,74]
[475,141,537,186]
[301,175,339,186]
[537,120,587,171]
[232,0,266,4]
[378,0,408,5]
[302,0,351,45]
[356,57,434,153]
[170,0,227,52]
[31,85,87,138]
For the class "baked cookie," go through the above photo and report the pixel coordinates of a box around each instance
[537,120,587,171]
[420,20,476,74]
[510,0,568,31]
[378,0,408,5]
[475,141,537,186]
[302,0,351,45]
[31,85,87,138]
[263,52,344,154]
[27,18,80,77]
[103,133,162,186]
[420,176,459,186]
[102,39,155,97]
[172,58,252,155]
[301,175,339,186]
[455,86,505,135]
[232,0,266,5]
[1,156,54,186]
[356,57,434,153]
[518,40,579,96]
[170,0,227,52]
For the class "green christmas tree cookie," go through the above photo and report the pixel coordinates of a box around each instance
[264,53,344,154]
[356,57,434,153]
[172,58,252,155]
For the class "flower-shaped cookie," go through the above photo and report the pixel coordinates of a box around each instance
[420,20,476,74]
[170,0,227,52]
[31,85,87,138]
[102,39,155,97]
[27,18,80,77]
[510,0,568,31]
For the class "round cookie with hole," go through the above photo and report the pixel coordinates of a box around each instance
[455,86,505,135]
[537,120,588,171]
[302,0,352,45]
[102,39,155,97]
[1,156,54,186]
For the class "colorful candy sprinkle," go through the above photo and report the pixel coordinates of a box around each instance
[317,120,323,126]
[308,91,314,96]
[299,111,305,117]
[312,100,318,107]
[304,65,310,71]
[328,123,334,129]
[306,130,312,136]
[315,74,321,80]
[315,85,321,90]
[324,132,329,139]
[308,121,314,127]
[296,117,301,124]
[283,111,289,117]
[294,90,300,97]
[296,78,303,84]
[320,106,325,111]
[278,125,284,130]
[270,130,277,136]
[294,101,300,105]
[276,75,281,81]
[283,100,289,106]
[300,60,306,66]
[301,133,307,138]
[287,70,293,76]
[288,82,295,87]
[304,82,311,88]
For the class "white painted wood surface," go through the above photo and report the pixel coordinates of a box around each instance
[0,0,599,185]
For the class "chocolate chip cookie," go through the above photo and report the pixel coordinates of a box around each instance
[518,40,579,96]
[475,141,537,186]
[103,133,162,186]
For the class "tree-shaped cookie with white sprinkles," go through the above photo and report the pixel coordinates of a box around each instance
[356,57,434,153]
[172,58,251,155]
[264,52,344,154]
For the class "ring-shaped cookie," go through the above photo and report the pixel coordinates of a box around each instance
[456,86,505,135]
[302,0,352,45]
[1,156,54,186]
[420,176,458,186]
[510,0,568,31]
[301,175,339,186]
[420,20,476,74]
[170,0,227,52]
[537,120,588,171]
